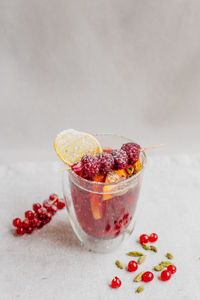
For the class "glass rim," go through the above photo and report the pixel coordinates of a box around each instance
[67,133,147,186]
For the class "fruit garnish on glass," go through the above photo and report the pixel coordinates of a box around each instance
[54,129,103,166]
[54,129,162,252]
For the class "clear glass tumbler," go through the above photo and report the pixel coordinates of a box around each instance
[62,134,146,252]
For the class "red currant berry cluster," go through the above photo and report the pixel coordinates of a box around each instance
[139,232,158,244]
[12,193,65,235]
[161,265,177,281]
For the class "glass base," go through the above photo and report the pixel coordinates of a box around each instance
[81,229,135,253]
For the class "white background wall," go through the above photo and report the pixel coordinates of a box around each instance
[0,0,200,163]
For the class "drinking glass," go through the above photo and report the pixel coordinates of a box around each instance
[62,134,146,252]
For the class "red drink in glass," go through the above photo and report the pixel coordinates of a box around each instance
[63,134,146,252]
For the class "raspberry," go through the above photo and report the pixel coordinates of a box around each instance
[97,153,114,174]
[111,149,128,169]
[81,154,100,180]
[121,142,141,164]
[71,162,83,174]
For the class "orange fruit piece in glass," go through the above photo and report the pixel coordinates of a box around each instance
[134,158,142,173]
[103,169,128,201]
[90,174,105,220]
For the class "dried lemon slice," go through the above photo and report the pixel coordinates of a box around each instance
[54,129,102,166]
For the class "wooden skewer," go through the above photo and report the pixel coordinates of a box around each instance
[57,166,70,172]
[57,144,165,172]
[140,144,165,152]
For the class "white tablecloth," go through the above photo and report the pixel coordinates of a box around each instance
[1,155,200,300]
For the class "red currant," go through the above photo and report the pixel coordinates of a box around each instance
[161,270,171,281]
[114,230,121,237]
[13,218,22,228]
[43,200,52,209]
[49,193,58,202]
[114,224,121,231]
[26,226,34,234]
[25,210,34,220]
[43,212,52,224]
[123,213,129,221]
[33,203,41,212]
[105,224,111,232]
[31,217,39,228]
[142,271,154,282]
[149,233,158,243]
[36,219,44,229]
[12,193,61,236]
[127,261,138,272]
[47,204,57,215]
[167,265,176,274]
[139,234,149,244]
[22,218,31,229]
[110,276,121,288]
[16,227,25,235]
[56,199,65,210]
[37,208,47,220]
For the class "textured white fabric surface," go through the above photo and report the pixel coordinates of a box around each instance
[1,155,200,300]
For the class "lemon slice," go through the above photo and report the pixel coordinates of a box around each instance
[54,129,102,166]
